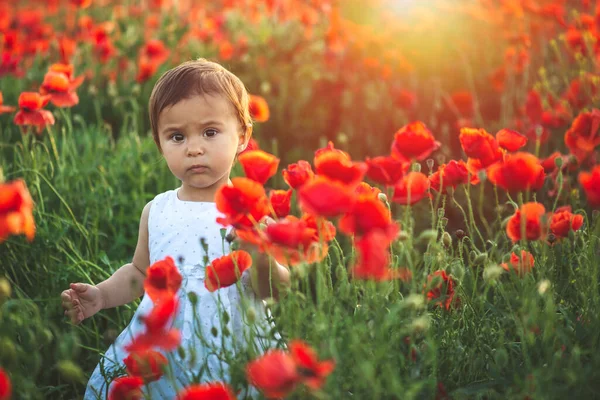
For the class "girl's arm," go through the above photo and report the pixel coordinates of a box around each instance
[96,201,152,308]
[248,250,290,300]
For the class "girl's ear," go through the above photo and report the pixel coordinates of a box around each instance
[238,123,253,154]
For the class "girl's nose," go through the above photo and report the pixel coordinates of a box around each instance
[186,138,205,156]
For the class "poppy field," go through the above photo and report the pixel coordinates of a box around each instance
[2,0,600,398]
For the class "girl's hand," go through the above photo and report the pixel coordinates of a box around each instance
[60,283,105,325]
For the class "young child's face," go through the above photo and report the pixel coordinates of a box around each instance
[157,93,246,198]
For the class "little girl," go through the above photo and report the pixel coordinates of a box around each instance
[60,58,290,399]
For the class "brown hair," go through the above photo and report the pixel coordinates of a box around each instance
[148,58,253,152]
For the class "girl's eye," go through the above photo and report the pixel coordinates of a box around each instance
[204,129,218,138]
[171,133,184,142]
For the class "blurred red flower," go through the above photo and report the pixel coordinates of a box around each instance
[314,142,367,187]
[459,128,503,167]
[506,202,547,242]
[289,340,335,390]
[0,368,11,400]
[487,152,545,192]
[549,206,584,238]
[109,376,143,400]
[425,270,456,310]
[352,229,410,282]
[124,350,168,383]
[246,350,299,399]
[339,194,399,240]
[391,121,440,162]
[365,156,408,186]
[177,382,237,400]
[205,250,252,292]
[249,94,270,122]
[239,150,280,185]
[564,109,600,162]
[282,160,314,189]
[126,296,181,352]
[144,256,182,304]
[429,160,469,193]
[0,179,35,243]
[298,176,356,217]
[269,189,292,218]
[501,250,535,276]
[496,128,528,152]
[216,177,271,230]
[579,165,600,207]
[392,172,429,205]
[13,92,55,134]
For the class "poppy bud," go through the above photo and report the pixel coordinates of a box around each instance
[442,232,452,247]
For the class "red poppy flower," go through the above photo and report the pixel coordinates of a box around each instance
[392,172,429,205]
[425,270,456,310]
[262,215,334,266]
[266,216,317,250]
[141,39,170,65]
[355,182,382,198]
[70,0,92,9]
[136,58,159,83]
[365,156,408,186]
[496,128,528,152]
[0,179,35,243]
[246,350,299,399]
[282,160,314,189]
[177,382,237,400]
[429,160,469,193]
[314,142,367,187]
[501,250,535,276]
[391,121,440,162]
[269,189,292,218]
[564,109,600,162]
[40,71,80,108]
[249,94,270,122]
[205,250,252,292]
[238,150,280,185]
[506,202,547,242]
[459,128,503,167]
[289,340,335,390]
[487,152,545,192]
[58,37,77,63]
[109,376,143,400]
[124,350,168,383]
[540,151,565,173]
[216,177,271,229]
[579,165,600,207]
[549,206,584,238]
[0,92,15,114]
[239,138,260,156]
[49,64,85,88]
[13,92,55,134]
[298,176,356,217]
[144,256,182,304]
[126,297,181,353]
[0,368,11,400]
[352,230,411,282]
[339,194,399,240]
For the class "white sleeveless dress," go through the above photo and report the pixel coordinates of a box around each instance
[84,188,276,399]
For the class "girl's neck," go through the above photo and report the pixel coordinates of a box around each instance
[176,179,233,203]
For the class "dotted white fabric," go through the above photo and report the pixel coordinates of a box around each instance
[84,188,276,399]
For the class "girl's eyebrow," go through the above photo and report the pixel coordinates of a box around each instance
[196,120,223,127]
